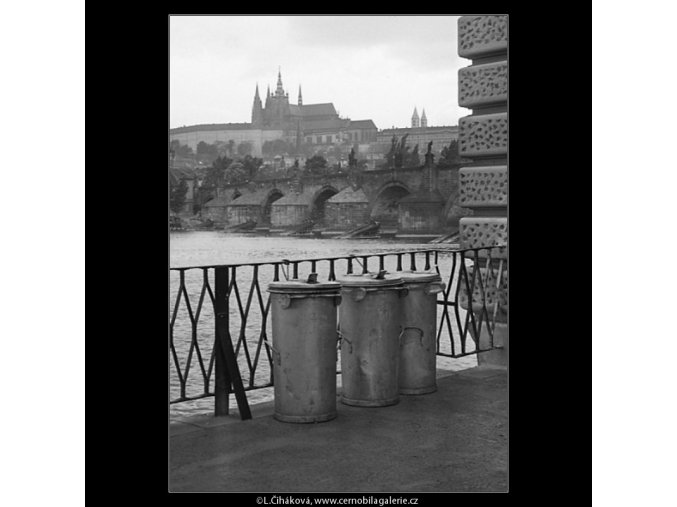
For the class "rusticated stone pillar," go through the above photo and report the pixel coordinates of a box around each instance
[457,15,508,367]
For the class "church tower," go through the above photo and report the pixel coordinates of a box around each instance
[263,67,290,127]
[420,108,427,128]
[251,83,263,126]
[275,67,285,96]
[298,85,303,106]
[411,107,420,128]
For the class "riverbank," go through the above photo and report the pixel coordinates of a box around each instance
[170,224,459,245]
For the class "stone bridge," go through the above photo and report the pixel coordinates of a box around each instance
[202,165,464,234]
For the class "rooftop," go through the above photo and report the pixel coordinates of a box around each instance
[348,119,378,130]
[229,188,275,206]
[326,186,369,203]
[170,123,252,134]
[378,126,458,134]
[289,103,338,117]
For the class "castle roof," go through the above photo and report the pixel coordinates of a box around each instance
[170,123,252,134]
[288,103,338,117]
[348,119,377,130]
[301,118,349,131]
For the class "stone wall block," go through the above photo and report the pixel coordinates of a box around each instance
[459,166,507,208]
[460,216,507,249]
[458,15,508,59]
[459,113,508,158]
[458,61,508,108]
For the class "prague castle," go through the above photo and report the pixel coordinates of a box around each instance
[170,69,377,157]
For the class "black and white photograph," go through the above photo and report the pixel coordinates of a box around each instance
[168,14,508,494]
[10,2,677,505]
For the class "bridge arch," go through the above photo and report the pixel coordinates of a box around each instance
[260,188,284,225]
[371,181,411,229]
[308,185,339,226]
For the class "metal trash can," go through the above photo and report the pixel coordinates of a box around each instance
[397,271,446,395]
[337,271,408,407]
[268,275,342,423]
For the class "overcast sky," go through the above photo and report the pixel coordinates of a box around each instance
[170,15,470,130]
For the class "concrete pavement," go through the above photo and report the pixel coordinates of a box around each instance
[169,366,507,493]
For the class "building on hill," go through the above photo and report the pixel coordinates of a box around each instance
[376,109,458,158]
[170,68,378,157]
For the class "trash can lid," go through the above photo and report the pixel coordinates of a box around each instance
[336,271,403,288]
[398,270,442,284]
[268,279,341,295]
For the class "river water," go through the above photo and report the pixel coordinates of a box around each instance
[169,231,477,419]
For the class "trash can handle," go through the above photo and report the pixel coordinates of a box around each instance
[351,287,367,302]
[399,326,424,346]
[350,286,407,301]
[424,282,446,295]
[396,287,409,298]
[337,330,353,353]
[270,344,281,366]
[279,293,342,309]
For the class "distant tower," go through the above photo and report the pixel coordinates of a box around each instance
[251,83,263,126]
[421,108,428,128]
[264,67,290,126]
[275,67,285,96]
[298,85,303,106]
[411,107,420,128]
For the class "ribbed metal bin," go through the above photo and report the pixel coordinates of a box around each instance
[268,278,342,423]
[397,271,445,395]
[337,271,408,407]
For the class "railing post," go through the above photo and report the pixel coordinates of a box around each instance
[214,267,230,416]
[214,266,252,419]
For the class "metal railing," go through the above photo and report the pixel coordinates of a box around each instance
[169,245,507,416]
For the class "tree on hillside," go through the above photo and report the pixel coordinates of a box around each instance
[170,178,188,213]
[224,162,247,184]
[438,139,460,168]
[262,139,295,157]
[203,155,233,188]
[237,141,253,157]
[242,155,263,180]
[214,141,230,157]
[170,140,194,158]
[305,155,328,175]
[196,141,219,159]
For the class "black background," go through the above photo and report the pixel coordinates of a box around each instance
[85,4,590,502]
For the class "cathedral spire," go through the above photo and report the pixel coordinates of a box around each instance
[252,83,263,126]
[298,85,303,106]
[420,108,427,128]
[411,107,420,128]
[276,67,285,96]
